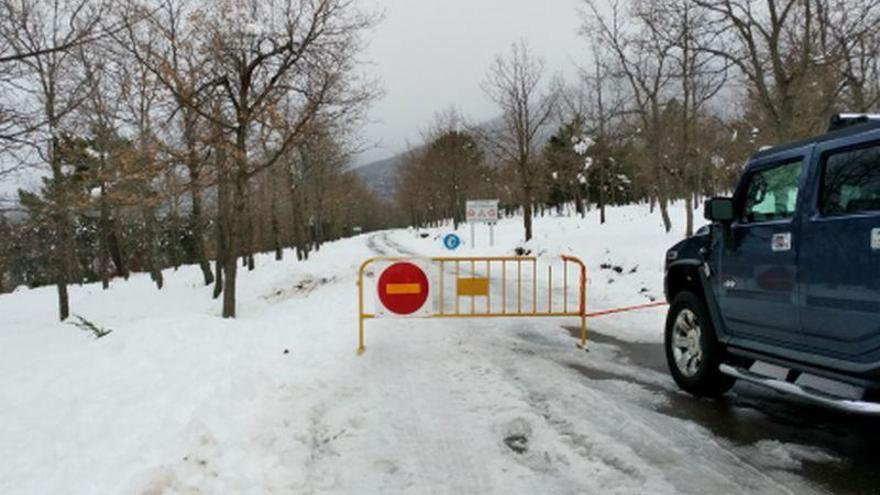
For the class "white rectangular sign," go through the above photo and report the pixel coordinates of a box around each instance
[466,200,499,224]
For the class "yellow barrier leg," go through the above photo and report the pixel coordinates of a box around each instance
[357,265,366,355]
[579,313,589,351]
[358,317,366,355]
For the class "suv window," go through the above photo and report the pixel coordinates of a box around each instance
[821,142,880,215]
[741,159,804,223]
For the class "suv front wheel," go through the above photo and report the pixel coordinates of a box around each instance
[664,291,735,397]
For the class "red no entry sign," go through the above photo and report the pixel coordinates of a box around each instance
[377,262,430,315]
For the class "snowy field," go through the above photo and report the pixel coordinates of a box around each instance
[0,203,840,494]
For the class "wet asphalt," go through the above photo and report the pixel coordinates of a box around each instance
[564,327,880,495]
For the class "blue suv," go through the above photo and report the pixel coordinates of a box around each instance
[664,114,880,413]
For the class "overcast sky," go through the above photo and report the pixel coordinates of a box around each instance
[355,0,586,166]
[0,0,589,201]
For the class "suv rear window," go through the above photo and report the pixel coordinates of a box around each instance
[741,159,803,223]
[821,143,880,215]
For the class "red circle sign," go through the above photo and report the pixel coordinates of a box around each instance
[377,262,429,315]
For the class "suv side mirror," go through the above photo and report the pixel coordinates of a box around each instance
[704,197,735,249]
[704,197,735,223]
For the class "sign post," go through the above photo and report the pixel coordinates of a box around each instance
[465,199,499,248]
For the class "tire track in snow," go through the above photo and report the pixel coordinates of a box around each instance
[366,232,417,257]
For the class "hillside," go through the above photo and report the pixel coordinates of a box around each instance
[352,154,403,199]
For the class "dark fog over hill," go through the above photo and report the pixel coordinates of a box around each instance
[352,154,403,199]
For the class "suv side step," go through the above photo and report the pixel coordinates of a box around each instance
[719,364,880,415]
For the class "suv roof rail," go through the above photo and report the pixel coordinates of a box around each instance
[753,114,880,160]
[827,113,880,132]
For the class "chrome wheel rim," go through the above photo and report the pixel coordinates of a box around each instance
[672,309,703,378]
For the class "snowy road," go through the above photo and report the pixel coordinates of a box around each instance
[0,205,874,494]
[340,233,833,494]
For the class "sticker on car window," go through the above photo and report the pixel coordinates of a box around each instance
[872,228,880,250]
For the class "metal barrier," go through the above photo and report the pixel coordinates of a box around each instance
[357,255,589,354]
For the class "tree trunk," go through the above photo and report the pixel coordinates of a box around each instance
[222,168,246,318]
[53,217,72,321]
[50,134,72,321]
[269,179,283,261]
[685,195,694,238]
[286,167,309,261]
[187,164,214,286]
[599,161,607,224]
[243,183,255,271]
[658,194,672,233]
[523,202,533,241]
[217,170,235,314]
[108,223,128,280]
[56,281,69,321]
[98,185,111,290]
[213,257,223,299]
[167,213,182,271]
[141,201,164,289]
[213,178,224,301]
[213,151,228,300]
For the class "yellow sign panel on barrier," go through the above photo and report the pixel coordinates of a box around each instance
[456,277,490,297]
[357,255,589,354]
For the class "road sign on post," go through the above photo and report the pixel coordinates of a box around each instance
[375,261,431,317]
[443,233,461,250]
[466,199,499,248]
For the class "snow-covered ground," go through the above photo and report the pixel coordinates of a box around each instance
[0,202,838,494]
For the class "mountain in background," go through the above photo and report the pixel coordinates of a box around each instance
[352,114,564,199]
[351,154,403,200]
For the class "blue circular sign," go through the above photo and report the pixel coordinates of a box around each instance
[443,233,461,251]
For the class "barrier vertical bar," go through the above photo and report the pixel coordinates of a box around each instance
[563,259,568,314]
[502,260,507,314]
[439,259,445,315]
[456,260,460,314]
[548,265,553,314]
[486,260,491,313]
[579,260,587,349]
[357,258,371,355]
[517,260,522,314]
[532,259,537,314]
[470,260,476,314]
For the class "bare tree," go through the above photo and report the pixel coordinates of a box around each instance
[0,0,112,64]
[0,0,112,320]
[482,40,557,241]
[144,0,216,286]
[692,0,842,142]
[642,0,730,235]
[583,0,677,232]
[123,0,377,317]
[396,109,492,228]
[814,0,880,112]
